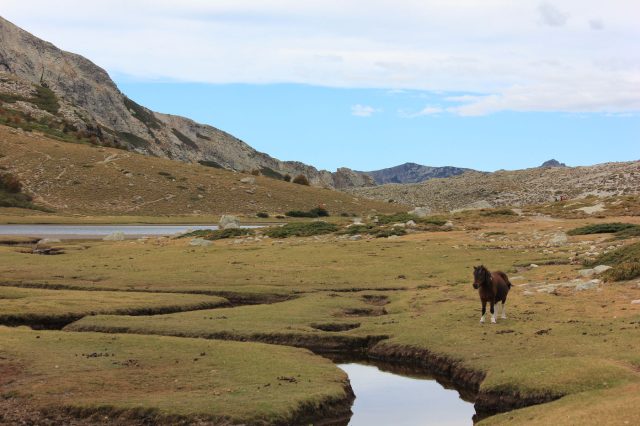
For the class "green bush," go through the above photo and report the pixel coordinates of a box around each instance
[181,228,254,240]
[292,174,310,185]
[374,227,407,238]
[587,241,640,268]
[377,213,418,224]
[602,261,640,282]
[568,223,639,236]
[264,222,338,238]
[256,212,269,218]
[285,207,329,218]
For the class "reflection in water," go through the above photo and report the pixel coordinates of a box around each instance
[338,363,475,426]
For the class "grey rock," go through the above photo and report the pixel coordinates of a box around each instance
[409,206,431,217]
[549,232,568,246]
[593,265,613,274]
[579,269,596,277]
[576,280,600,291]
[103,232,125,241]
[219,215,240,230]
[38,238,61,244]
[189,238,212,247]
[405,220,417,228]
[349,235,362,241]
[240,177,256,184]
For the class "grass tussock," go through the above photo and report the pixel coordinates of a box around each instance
[588,241,640,281]
[265,221,338,238]
[567,223,640,236]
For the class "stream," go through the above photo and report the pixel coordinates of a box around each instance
[336,361,475,425]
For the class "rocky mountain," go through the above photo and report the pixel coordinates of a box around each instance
[540,159,567,168]
[347,161,640,212]
[0,16,373,189]
[361,162,474,184]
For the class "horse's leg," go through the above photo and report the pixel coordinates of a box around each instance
[501,300,507,319]
[480,299,486,323]
[490,299,496,323]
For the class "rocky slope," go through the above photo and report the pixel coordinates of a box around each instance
[347,161,640,212]
[0,16,373,189]
[361,162,474,184]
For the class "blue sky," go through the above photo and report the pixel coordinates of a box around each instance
[3,1,639,171]
[116,80,639,171]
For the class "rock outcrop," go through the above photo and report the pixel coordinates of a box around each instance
[360,162,473,184]
[0,16,372,189]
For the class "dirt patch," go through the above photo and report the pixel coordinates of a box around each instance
[341,307,387,317]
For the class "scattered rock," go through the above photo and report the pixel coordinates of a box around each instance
[593,265,613,274]
[349,235,362,241]
[579,269,595,277]
[576,280,600,291]
[405,220,417,228]
[240,177,256,184]
[443,220,454,229]
[219,215,239,230]
[409,206,431,217]
[631,300,640,305]
[523,290,535,296]
[529,264,539,268]
[549,232,568,246]
[190,238,212,247]
[103,232,125,241]
[38,238,61,244]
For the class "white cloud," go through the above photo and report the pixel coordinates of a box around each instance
[351,104,380,117]
[399,106,443,118]
[537,2,568,27]
[1,0,639,115]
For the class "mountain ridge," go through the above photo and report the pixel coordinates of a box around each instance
[360,162,476,184]
[0,16,374,189]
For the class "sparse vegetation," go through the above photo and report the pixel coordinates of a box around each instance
[198,159,224,169]
[264,221,338,238]
[479,208,516,216]
[588,242,640,281]
[0,172,50,211]
[171,128,199,150]
[123,96,161,129]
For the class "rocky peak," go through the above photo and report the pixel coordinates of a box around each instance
[540,159,567,168]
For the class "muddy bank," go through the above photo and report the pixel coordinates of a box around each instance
[0,300,230,330]
[0,385,355,426]
[0,281,292,306]
[368,342,561,416]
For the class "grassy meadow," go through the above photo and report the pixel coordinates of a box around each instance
[1,205,640,424]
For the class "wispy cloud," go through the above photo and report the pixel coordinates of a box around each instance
[2,0,638,115]
[399,105,443,118]
[351,104,380,117]
[537,2,568,27]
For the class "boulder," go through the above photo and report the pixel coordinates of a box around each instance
[409,207,431,218]
[219,215,240,230]
[103,232,125,241]
[189,238,212,247]
[38,238,61,244]
[593,265,613,274]
[579,269,595,277]
[349,235,362,241]
[443,221,454,229]
[631,300,640,305]
[549,232,568,246]
[405,220,417,228]
[240,177,256,184]
[576,279,600,291]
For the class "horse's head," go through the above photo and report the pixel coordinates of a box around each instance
[473,265,489,289]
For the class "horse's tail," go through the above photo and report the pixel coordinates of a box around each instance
[498,271,512,288]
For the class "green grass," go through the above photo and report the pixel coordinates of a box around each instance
[0,286,228,325]
[0,327,351,424]
[567,223,640,236]
[264,221,338,238]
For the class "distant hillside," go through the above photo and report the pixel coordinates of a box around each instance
[0,16,373,189]
[361,162,474,184]
[0,125,402,216]
[348,161,640,211]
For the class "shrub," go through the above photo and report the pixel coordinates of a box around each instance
[264,222,338,238]
[568,223,639,236]
[309,207,329,217]
[0,173,22,193]
[376,213,418,224]
[283,174,292,182]
[292,174,310,185]
[603,261,640,282]
[587,241,640,268]
[480,208,516,216]
[181,228,254,240]
[256,212,269,218]
[286,207,329,218]
[374,227,407,238]
[251,169,261,176]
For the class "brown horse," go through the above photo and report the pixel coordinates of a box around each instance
[473,265,511,324]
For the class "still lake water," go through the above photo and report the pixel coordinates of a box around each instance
[0,224,226,239]
[338,363,475,426]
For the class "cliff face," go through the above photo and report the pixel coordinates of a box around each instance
[0,16,374,189]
